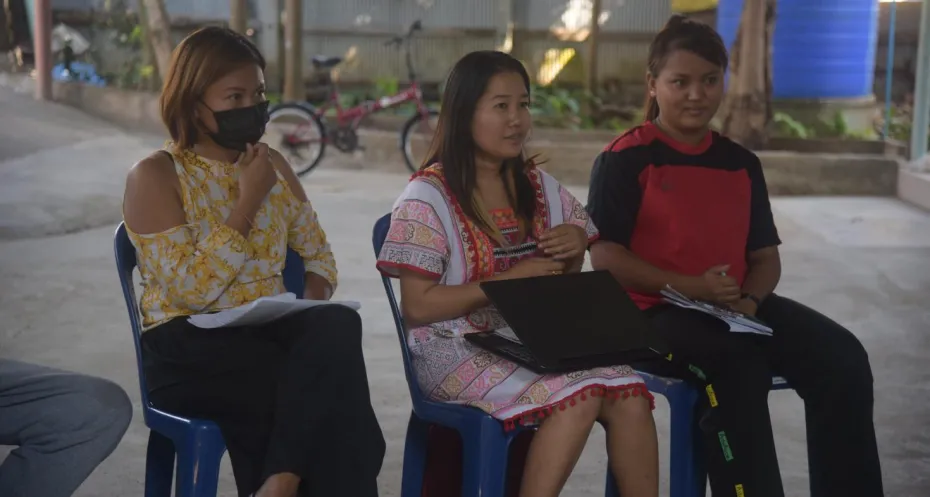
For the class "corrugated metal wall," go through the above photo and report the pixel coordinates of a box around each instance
[299,0,670,85]
[53,0,672,86]
[518,0,667,32]
[52,0,98,11]
[304,35,496,85]
[512,0,669,87]
[299,0,499,84]
[52,0,235,19]
[305,0,497,30]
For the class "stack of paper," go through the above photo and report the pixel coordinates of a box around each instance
[188,293,361,329]
[660,286,773,336]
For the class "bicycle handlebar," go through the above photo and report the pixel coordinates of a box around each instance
[382,20,422,81]
[384,20,422,46]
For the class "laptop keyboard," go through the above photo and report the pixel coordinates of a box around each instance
[482,335,537,364]
[468,328,663,374]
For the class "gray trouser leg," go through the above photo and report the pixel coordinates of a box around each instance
[0,359,133,497]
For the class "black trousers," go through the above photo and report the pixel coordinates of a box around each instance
[141,305,386,497]
[636,294,883,497]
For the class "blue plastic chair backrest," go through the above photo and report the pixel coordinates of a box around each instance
[371,213,427,404]
[113,222,305,413]
[114,222,150,412]
[282,249,305,296]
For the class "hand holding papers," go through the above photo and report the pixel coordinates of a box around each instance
[660,286,773,336]
[188,293,361,329]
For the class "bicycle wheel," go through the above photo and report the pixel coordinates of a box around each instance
[400,109,439,173]
[266,103,327,177]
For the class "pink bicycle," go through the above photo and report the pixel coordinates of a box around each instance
[267,20,437,176]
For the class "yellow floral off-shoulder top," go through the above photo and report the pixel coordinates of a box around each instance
[125,146,337,330]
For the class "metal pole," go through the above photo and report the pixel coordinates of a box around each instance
[33,0,52,101]
[882,0,897,139]
[911,0,930,161]
[283,0,302,102]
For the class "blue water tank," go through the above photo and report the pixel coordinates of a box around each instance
[716,0,880,99]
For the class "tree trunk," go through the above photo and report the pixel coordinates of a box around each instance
[229,0,248,35]
[139,0,173,83]
[136,1,160,91]
[585,0,602,95]
[283,0,303,102]
[718,0,776,149]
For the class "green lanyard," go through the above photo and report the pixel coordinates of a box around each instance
[661,352,746,497]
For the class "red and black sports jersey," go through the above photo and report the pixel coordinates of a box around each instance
[586,122,781,309]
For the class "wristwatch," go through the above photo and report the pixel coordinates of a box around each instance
[741,293,762,306]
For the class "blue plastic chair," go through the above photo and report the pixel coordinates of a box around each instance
[113,222,305,497]
[632,373,791,497]
[371,213,620,497]
[373,213,792,497]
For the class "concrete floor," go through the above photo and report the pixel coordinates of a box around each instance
[1,85,929,496]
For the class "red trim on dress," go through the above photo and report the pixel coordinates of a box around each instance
[525,167,550,239]
[413,167,491,281]
[413,164,550,282]
[501,382,656,431]
[489,208,520,230]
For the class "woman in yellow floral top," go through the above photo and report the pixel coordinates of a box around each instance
[122,27,384,497]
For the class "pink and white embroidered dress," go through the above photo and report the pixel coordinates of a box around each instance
[377,164,653,428]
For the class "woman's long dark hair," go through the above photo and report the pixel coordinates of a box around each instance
[422,50,537,241]
[643,15,729,122]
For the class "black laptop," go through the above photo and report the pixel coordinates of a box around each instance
[464,270,666,374]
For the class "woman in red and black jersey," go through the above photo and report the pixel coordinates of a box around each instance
[586,15,883,497]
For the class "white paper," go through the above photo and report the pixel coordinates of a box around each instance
[660,286,773,336]
[188,293,361,329]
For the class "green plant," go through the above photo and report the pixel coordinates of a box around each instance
[603,117,633,133]
[816,111,872,140]
[821,111,849,137]
[773,110,881,141]
[875,100,929,145]
[530,84,583,129]
[882,105,912,143]
[524,83,638,132]
[373,76,399,98]
[772,112,811,139]
[87,1,156,91]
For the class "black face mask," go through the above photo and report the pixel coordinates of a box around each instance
[205,101,270,152]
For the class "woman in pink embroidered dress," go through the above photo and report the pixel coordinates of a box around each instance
[377,51,658,497]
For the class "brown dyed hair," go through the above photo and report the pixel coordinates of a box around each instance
[643,15,728,122]
[160,26,265,149]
